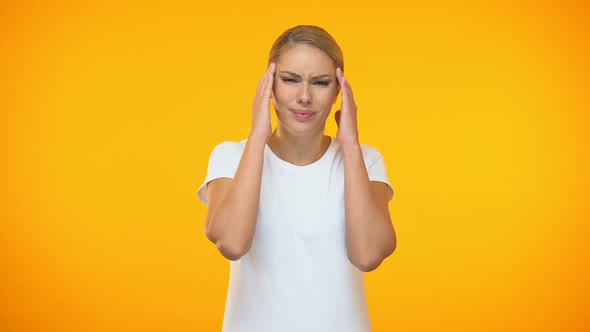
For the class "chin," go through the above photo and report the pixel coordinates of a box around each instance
[279,121,326,137]
[274,108,327,136]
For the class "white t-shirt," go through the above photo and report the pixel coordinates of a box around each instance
[197,137,393,332]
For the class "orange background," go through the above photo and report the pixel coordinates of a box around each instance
[1,1,589,331]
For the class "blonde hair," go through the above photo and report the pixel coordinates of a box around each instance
[268,25,344,72]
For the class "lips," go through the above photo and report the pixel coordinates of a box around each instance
[292,109,314,115]
[291,109,315,121]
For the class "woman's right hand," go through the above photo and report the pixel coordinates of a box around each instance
[250,63,276,141]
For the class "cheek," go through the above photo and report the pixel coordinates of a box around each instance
[272,84,290,106]
[332,90,339,104]
[320,88,339,107]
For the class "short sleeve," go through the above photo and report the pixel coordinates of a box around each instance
[197,141,243,205]
[362,145,394,202]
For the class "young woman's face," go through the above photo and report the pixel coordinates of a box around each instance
[272,44,340,137]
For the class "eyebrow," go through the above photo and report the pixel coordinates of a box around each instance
[279,71,332,80]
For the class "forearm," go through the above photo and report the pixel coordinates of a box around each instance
[342,143,395,271]
[207,136,266,259]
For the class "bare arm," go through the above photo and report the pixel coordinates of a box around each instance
[204,63,276,261]
[205,137,266,260]
[342,144,396,272]
[335,67,397,272]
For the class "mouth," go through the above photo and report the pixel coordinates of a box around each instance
[290,109,315,121]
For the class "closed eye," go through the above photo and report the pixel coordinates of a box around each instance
[280,77,331,86]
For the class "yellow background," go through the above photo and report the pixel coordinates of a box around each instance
[1,0,589,331]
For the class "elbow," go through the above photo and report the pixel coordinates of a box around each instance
[349,240,397,273]
[205,228,250,261]
[386,236,397,257]
[216,240,250,261]
[348,250,384,272]
[205,219,252,261]
[350,255,383,272]
[381,226,398,258]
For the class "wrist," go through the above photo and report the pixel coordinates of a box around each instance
[248,132,270,145]
[336,131,359,149]
[340,141,362,155]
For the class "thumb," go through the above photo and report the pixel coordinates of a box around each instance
[334,110,341,128]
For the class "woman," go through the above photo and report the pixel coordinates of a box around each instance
[198,25,396,332]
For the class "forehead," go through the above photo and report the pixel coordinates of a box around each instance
[277,44,334,74]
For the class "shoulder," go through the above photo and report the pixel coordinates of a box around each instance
[210,139,248,159]
[359,143,393,200]
[360,144,381,158]
[359,143,386,166]
[331,140,385,164]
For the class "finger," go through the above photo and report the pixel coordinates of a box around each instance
[260,64,274,95]
[335,67,346,92]
[340,75,351,108]
[256,63,274,96]
[341,75,356,111]
[256,73,267,97]
[262,63,276,100]
[344,76,354,101]
[335,110,341,128]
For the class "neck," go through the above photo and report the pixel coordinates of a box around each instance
[267,126,331,166]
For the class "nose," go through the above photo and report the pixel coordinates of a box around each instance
[297,82,312,104]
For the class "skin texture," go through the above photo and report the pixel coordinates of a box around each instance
[205,44,396,271]
[272,45,339,137]
[267,44,339,165]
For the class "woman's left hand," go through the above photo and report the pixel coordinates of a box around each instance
[335,67,360,146]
